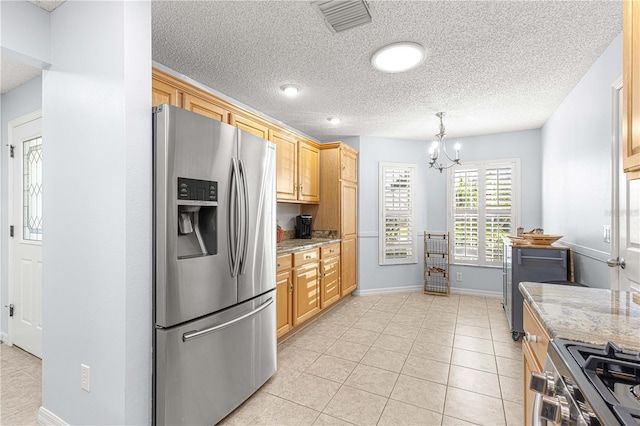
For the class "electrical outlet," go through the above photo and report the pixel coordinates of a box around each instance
[456,272,463,282]
[81,364,91,392]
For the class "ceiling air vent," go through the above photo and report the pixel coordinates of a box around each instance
[311,0,372,34]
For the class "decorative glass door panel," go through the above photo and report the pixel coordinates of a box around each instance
[23,137,43,242]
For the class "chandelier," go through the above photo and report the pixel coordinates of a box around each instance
[428,112,461,173]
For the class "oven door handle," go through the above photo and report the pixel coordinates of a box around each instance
[532,392,542,425]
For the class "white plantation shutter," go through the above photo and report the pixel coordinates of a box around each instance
[379,163,417,265]
[448,160,519,266]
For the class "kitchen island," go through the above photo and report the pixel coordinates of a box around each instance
[519,281,640,351]
[519,282,640,425]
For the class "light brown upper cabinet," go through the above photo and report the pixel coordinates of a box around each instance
[269,129,320,204]
[230,113,270,139]
[624,0,640,179]
[183,93,230,123]
[152,78,181,108]
[341,148,358,183]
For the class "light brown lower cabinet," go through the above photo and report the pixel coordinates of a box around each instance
[320,257,340,308]
[341,238,357,296]
[293,262,320,326]
[276,270,293,338]
[522,301,550,425]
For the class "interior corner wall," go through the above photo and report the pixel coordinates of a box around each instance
[541,32,622,288]
[356,129,541,295]
[0,76,43,335]
[42,1,151,424]
[0,1,51,66]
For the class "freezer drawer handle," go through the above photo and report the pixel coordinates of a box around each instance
[182,298,274,342]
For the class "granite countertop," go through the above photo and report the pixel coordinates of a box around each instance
[276,238,341,254]
[519,282,640,352]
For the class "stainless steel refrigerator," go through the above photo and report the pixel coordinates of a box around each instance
[153,104,277,425]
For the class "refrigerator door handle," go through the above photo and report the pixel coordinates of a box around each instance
[238,159,250,275]
[182,297,274,342]
[228,158,242,276]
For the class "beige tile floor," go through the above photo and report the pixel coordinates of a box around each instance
[0,292,523,426]
[223,292,524,426]
[0,343,42,425]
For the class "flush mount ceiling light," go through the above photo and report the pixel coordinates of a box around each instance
[371,42,425,73]
[280,84,299,97]
[327,117,341,124]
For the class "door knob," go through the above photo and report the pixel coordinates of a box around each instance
[606,257,626,269]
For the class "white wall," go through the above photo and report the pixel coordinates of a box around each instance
[0,76,43,334]
[277,203,301,230]
[42,2,151,424]
[0,1,50,66]
[355,129,542,295]
[541,33,622,288]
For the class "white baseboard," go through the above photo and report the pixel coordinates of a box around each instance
[38,407,68,426]
[0,332,9,344]
[450,287,502,299]
[352,285,422,296]
[352,285,501,299]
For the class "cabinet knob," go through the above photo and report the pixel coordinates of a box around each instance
[342,164,345,170]
[277,262,281,268]
[305,255,311,259]
[289,284,293,292]
[525,331,538,343]
[330,249,334,253]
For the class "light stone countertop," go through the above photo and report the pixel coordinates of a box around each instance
[519,282,640,352]
[276,238,341,255]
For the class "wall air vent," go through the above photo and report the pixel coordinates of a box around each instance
[311,0,372,34]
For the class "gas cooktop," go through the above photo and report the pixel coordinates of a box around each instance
[551,339,640,426]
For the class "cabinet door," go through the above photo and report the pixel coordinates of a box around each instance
[320,257,340,309]
[298,142,320,203]
[340,181,357,239]
[523,340,541,426]
[341,238,357,296]
[292,263,320,326]
[340,149,358,183]
[276,271,293,338]
[183,93,230,123]
[230,113,269,139]
[623,0,640,177]
[270,130,298,202]
[152,78,180,107]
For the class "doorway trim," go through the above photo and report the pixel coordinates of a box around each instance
[6,109,42,346]
[610,77,622,290]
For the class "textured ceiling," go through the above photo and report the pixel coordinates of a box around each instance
[152,1,622,141]
[0,56,41,94]
[27,0,65,12]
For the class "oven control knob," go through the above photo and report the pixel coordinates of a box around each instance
[540,395,570,423]
[530,371,556,396]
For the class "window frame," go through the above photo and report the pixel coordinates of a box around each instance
[447,158,521,267]
[379,162,417,265]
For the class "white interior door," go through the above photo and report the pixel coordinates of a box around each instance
[612,82,640,293]
[9,113,43,358]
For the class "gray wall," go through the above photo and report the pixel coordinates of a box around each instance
[0,76,43,335]
[355,129,542,296]
[541,33,623,288]
[42,1,151,423]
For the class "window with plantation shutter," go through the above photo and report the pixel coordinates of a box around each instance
[448,159,520,267]
[379,162,417,265]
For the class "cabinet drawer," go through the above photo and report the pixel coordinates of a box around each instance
[523,301,550,367]
[293,248,319,266]
[276,254,292,272]
[320,243,340,259]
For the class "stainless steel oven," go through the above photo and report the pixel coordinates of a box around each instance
[530,339,640,425]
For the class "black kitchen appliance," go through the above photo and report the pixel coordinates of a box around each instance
[530,339,640,425]
[295,215,312,239]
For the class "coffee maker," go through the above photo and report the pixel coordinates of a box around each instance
[295,215,312,239]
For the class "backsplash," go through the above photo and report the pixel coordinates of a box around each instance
[281,229,339,240]
[276,203,300,230]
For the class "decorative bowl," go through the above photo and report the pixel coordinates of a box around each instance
[520,234,562,245]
